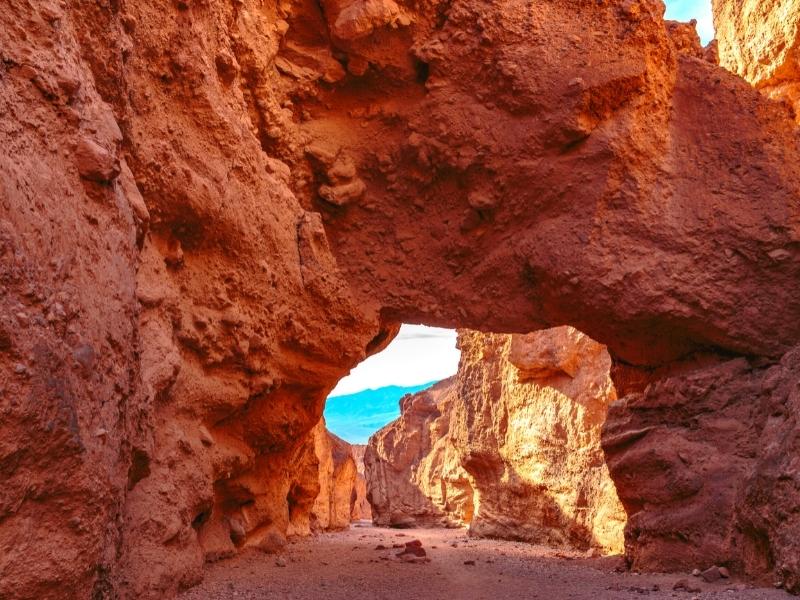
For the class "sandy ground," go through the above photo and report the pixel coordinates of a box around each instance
[180,523,793,600]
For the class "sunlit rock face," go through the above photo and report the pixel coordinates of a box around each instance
[306,424,358,534]
[365,378,472,529]
[366,328,626,554]
[714,0,800,120]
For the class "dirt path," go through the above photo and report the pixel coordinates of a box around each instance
[180,524,792,600]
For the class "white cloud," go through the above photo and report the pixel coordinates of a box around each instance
[329,324,460,397]
[664,0,715,45]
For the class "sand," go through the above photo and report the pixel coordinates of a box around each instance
[179,524,792,599]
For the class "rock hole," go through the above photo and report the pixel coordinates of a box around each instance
[127,448,151,490]
[192,508,211,529]
[415,60,430,84]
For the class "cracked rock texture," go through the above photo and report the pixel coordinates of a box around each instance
[366,328,626,554]
[2,0,800,598]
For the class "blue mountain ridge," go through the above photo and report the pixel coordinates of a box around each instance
[324,381,439,444]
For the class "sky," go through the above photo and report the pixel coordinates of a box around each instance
[664,0,714,44]
[329,325,460,397]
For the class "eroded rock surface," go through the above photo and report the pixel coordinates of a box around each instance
[298,1,800,368]
[350,445,373,521]
[714,0,800,119]
[1,1,380,598]
[366,328,626,554]
[366,378,470,529]
[308,425,358,533]
[2,0,800,597]
[602,344,800,593]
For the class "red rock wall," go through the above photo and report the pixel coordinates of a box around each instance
[2,0,800,597]
[1,1,383,598]
[350,445,373,521]
[307,426,358,533]
[603,345,800,592]
[365,378,470,528]
[301,1,800,369]
[0,3,147,597]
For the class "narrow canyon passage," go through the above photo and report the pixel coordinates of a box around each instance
[179,526,792,600]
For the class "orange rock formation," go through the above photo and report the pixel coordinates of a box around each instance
[366,378,471,529]
[350,445,373,521]
[603,348,800,591]
[714,0,800,119]
[1,0,799,597]
[366,328,626,554]
[307,424,358,533]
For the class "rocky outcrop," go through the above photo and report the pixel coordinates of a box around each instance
[366,378,471,529]
[602,344,800,593]
[307,424,358,533]
[366,328,626,554]
[307,3,800,369]
[666,20,718,63]
[714,0,800,119]
[2,0,800,597]
[350,445,373,521]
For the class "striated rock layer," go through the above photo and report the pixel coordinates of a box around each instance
[2,0,800,597]
[366,328,626,554]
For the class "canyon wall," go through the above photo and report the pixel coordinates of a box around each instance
[2,0,800,598]
[602,344,800,593]
[1,1,383,598]
[714,0,800,119]
[306,424,358,534]
[366,378,471,529]
[350,445,373,521]
[366,328,626,554]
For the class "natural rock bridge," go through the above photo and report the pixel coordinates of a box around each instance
[1,0,799,598]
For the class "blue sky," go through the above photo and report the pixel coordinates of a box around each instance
[664,0,714,44]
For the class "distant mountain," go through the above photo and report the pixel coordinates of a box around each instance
[324,381,438,444]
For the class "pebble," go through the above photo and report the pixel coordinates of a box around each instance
[673,579,702,593]
[701,565,722,583]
